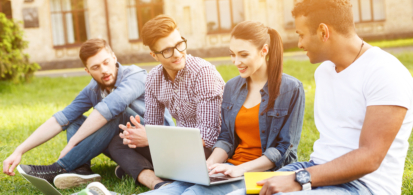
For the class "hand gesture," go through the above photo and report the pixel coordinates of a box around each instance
[3,152,22,176]
[258,174,301,195]
[208,163,246,178]
[119,115,148,148]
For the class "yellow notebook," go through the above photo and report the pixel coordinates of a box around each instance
[244,172,295,194]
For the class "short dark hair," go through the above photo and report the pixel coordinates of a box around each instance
[79,38,113,66]
[292,0,354,35]
[141,15,178,51]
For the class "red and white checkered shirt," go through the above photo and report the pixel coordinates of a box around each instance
[145,55,225,148]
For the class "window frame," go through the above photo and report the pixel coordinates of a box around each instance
[205,0,244,34]
[354,0,386,23]
[127,0,164,42]
[0,0,13,19]
[50,0,89,48]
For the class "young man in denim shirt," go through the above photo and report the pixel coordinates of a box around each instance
[2,38,173,189]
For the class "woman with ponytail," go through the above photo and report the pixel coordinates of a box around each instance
[141,21,305,195]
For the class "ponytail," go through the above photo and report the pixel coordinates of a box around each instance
[265,27,284,112]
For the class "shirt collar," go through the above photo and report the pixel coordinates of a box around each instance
[238,77,269,95]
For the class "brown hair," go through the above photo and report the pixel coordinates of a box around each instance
[231,21,283,113]
[292,0,354,35]
[79,38,113,66]
[141,15,178,51]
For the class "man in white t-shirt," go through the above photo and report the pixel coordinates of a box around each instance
[228,0,413,195]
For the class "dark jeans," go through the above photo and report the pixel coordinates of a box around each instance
[108,130,213,183]
[56,108,135,171]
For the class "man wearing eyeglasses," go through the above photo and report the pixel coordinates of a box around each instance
[106,15,225,190]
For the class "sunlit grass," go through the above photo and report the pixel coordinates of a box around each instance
[1,54,412,194]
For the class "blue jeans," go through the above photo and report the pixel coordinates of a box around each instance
[227,161,374,195]
[57,107,138,171]
[139,163,245,195]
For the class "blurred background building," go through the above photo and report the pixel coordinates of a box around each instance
[2,0,413,70]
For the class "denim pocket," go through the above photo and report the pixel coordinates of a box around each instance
[268,108,288,133]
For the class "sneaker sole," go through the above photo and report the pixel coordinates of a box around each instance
[87,182,112,195]
[54,173,101,189]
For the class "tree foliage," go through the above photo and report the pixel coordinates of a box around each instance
[0,13,40,83]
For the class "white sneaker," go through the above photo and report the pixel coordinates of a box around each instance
[84,182,113,195]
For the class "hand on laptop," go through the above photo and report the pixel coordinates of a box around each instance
[208,163,246,178]
[119,115,148,148]
[3,151,22,176]
[257,174,301,194]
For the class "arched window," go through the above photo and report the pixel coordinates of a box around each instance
[50,0,90,47]
[204,0,245,34]
[0,0,12,19]
[127,0,164,41]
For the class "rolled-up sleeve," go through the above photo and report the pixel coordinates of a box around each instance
[53,87,93,130]
[265,82,305,167]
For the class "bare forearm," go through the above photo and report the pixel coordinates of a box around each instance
[308,147,379,187]
[207,147,229,165]
[238,155,275,172]
[67,109,107,146]
[16,117,63,154]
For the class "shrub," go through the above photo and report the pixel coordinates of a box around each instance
[0,13,40,83]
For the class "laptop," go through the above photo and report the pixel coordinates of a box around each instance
[146,125,244,186]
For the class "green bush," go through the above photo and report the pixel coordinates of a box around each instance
[0,13,40,83]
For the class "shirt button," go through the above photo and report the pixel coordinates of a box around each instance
[262,99,265,102]
[260,89,264,93]
[174,90,178,93]
[290,144,293,148]
[176,107,180,110]
[260,113,264,116]
[261,130,265,133]
[276,113,279,116]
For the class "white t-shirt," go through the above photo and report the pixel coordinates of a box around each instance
[310,47,413,195]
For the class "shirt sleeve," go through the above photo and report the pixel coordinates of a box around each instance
[193,66,225,148]
[364,62,413,109]
[53,86,93,130]
[144,72,166,125]
[94,69,147,121]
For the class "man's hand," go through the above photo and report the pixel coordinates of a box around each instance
[208,163,246,178]
[258,174,301,195]
[119,115,148,148]
[59,143,75,159]
[3,151,23,176]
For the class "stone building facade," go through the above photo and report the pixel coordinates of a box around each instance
[3,0,413,70]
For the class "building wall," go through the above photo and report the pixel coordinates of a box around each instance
[8,0,413,70]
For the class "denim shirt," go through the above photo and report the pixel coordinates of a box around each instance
[53,62,174,130]
[213,73,305,170]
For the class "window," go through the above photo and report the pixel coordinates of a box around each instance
[204,0,245,33]
[127,0,164,41]
[0,0,12,19]
[284,0,297,28]
[351,0,385,23]
[50,0,90,47]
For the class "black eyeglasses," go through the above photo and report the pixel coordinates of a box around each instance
[153,37,187,59]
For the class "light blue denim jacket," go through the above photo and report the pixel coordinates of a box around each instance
[53,63,174,129]
[213,73,305,170]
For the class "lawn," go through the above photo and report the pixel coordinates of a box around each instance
[1,54,413,194]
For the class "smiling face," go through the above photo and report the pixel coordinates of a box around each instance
[295,15,328,64]
[150,29,187,75]
[85,48,118,90]
[229,37,268,78]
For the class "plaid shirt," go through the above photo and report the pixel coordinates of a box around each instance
[145,55,225,148]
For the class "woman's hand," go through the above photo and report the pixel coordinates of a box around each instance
[208,163,247,178]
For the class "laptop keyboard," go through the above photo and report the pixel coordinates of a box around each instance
[210,176,230,182]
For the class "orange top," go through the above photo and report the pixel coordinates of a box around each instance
[227,104,262,166]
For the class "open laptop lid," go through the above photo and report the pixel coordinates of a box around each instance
[146,125,211,185]
[17,166,62,195]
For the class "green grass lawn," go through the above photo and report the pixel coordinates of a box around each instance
[1,54,413,194]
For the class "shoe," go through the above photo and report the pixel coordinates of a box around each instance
[54,164,101,189]
[114,165,126,179]
[17,162,67,184]
[77,182,116,195]
[154,181,172,190]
